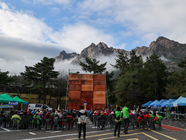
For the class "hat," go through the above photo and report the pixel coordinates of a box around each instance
[31,111,35,114]
[117,106,120,111]
[101,111,104,115]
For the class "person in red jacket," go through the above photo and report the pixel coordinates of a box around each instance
[44,112,51,119]
[105,110,110,116]
[138,112,144,125]
[144,112,150,119]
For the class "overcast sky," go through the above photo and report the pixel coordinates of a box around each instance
[1,0,186,74]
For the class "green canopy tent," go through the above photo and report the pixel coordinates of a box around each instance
[13,96,29,110]
[0,96,4,103]
[13,96,29,105]
[0,93,17,111]
[0,93,17,103]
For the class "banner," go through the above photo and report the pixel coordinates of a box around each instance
[24,102,28,105]
[9,101,18,106]
[173,103,177,107]
[0,105,14,108]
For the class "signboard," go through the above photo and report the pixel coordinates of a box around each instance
[0,105,14,108]
[9,101,18,106]
[173,103,177,107]
[24,102,28,105]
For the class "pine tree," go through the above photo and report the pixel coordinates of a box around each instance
[0,70,14,93]
[21,57,59,104]
[79,57,107,74]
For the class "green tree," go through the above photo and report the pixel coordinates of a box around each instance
[142,54,168,100]
[49,71,68,109]
[0,70,14,93]
[114,50,144,107]
[11,75,26,96]
[165,72,183,99]
[21,57,59,104]
[111,51,128,75]
[165,57,186,98]
[178,57,186,69]
[79,57,107,74]
[113,52,169,107]
[106,71,117,105]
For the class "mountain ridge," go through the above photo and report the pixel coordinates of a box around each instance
[55,36,186,72]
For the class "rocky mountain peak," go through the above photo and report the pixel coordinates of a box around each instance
[59,50,67,55]
[71,42,125,64]
[97,42,108,49]
[132,46,148,56]
[90,43,96,46]
[153,36,181,49]
[55,50,79,62]
[156,36,169,42]
[54,36,186,72]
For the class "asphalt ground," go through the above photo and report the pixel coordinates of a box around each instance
[0,122,185,140]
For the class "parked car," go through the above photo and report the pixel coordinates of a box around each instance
[140,108,147,113]
[28,103,53,111]
[141,107,162,116]
[150,107,162,116]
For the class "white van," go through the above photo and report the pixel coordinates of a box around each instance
[28,103,53,111]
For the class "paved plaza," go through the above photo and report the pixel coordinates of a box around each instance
[0,121,185,140]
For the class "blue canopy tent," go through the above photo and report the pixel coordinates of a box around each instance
[154,99,168,107]
[160,99,176,107]
[141,101,153,107]
[149,100,160,107]
[167,96,186,107]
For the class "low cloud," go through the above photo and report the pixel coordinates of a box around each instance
[54,55,117,75]
[0,35,73,74]
[160,56,170,62]
[0,35,72,61]
[142,55,170,63]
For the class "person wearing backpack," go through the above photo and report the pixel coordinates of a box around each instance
[138,112,144,125]
[78,105,87,140]
[114,106,122,137]
[154,112,163,128]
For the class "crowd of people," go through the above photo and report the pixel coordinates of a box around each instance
[0,108,78,130]
[0,104,163,140]
[88,104,163,138]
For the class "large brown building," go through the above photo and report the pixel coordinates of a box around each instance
[67,74,106,110]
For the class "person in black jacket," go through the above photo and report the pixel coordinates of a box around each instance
[78,105,87,140]
[0,111,6,127]
[97,111,106,130]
